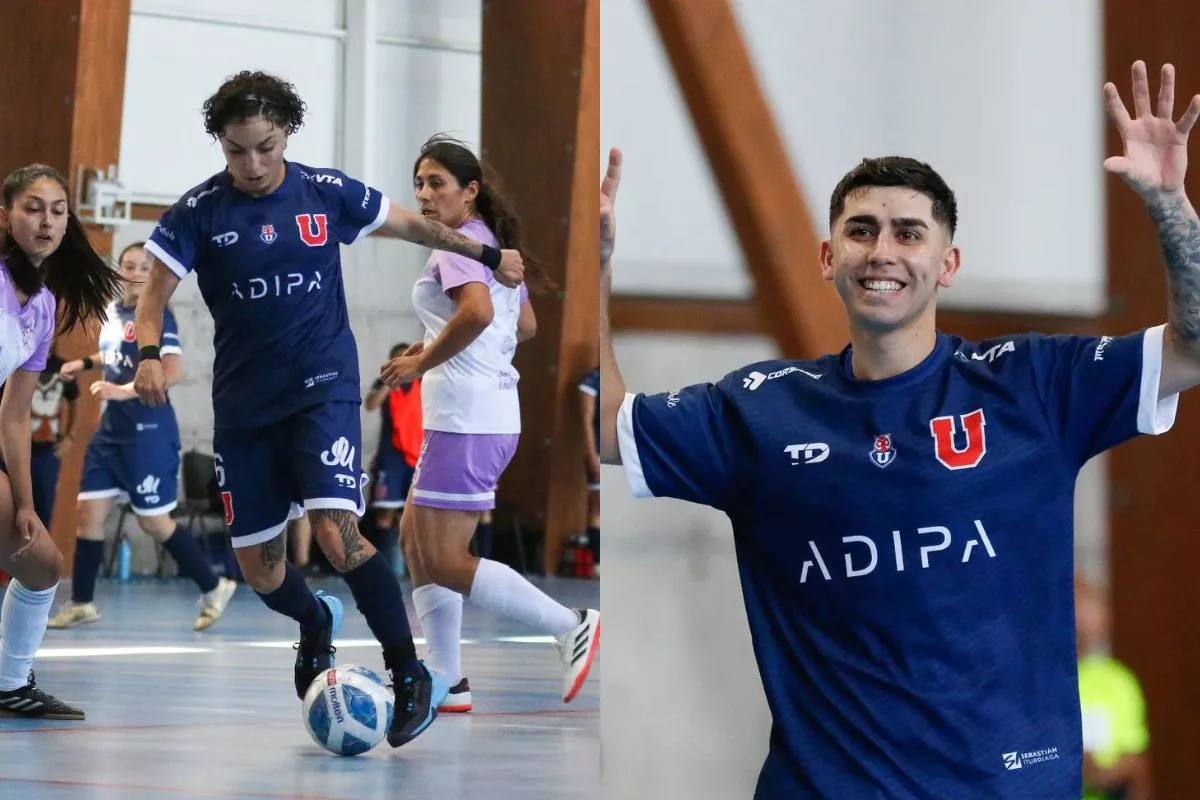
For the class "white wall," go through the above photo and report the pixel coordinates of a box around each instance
[600,0,1106,316]
[601,332,1109,799]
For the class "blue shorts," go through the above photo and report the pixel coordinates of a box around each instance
[369,446,415,509]
[79,435,180,516]
[213,401,366,548]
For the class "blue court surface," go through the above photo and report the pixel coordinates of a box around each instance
[0,576,599,800]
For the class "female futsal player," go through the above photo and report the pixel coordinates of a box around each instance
[50,241,236,632]
[0,163,122,718]
[383,135,600,712]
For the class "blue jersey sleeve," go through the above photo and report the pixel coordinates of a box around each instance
[318,170,390,245]
[144,199,203,279]
[1029,324,1178,465]
[617,376,746,510]
[161,307,181,356]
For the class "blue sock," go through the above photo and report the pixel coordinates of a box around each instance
[71,539,105,604]
[162,526,219,594]
[257,562,328,635]
[341,552,416,663]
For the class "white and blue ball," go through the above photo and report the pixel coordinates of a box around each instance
[302,665,394,756]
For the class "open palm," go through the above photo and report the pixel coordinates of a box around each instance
[1105,61,1200,197]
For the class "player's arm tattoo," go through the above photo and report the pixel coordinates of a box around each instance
[310,509,369,571]
[409,216,484,260]
[1148,193,1200,346]
[259,534,286,571]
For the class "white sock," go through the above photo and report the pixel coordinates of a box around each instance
[411,584,463,684]
[468,559,579,637]
[0,580,56,691]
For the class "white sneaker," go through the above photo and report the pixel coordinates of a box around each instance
[437,677,473,713]
[555,608,600,703]
[194,577,238,631]
[47,602,101,629]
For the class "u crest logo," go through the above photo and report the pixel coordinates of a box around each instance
[929,408,987,470]
[295,213,329,247]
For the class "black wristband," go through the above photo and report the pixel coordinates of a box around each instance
[479,244,502,270]
[81,356,94,370]
[371,378,385,392]
[139,345,161,362]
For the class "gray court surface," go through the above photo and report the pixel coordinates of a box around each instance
[0,575,599,800]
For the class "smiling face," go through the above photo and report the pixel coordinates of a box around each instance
[219,115,288,196]
[413,157,478,229]
[0,177,69,267]
[820,186,961,335]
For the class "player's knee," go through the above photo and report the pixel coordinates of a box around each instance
[310,509,372,571]
[135,513,175,543]
[19,543,63,591]
[236,536,287,592]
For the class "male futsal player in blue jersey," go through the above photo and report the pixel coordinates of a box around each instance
[131,71,524,749]
[600,61,1200,798]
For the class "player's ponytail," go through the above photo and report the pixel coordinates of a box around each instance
[1,164,121,335]
[414,134,554,295]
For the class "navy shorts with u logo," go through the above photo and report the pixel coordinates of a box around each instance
[212,401,366,548]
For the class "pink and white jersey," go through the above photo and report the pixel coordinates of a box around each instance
[412,218,528,434]
[0,258,56,386]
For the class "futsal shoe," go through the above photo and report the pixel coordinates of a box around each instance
[437,677,473,713]
[292,591,344,699]
[0,672,85,719]
[387,660,449,748]
[556,608,600,703]
[46,602,101,629]
[194,577,238,631]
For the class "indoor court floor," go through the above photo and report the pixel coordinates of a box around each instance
[0,575,600,800]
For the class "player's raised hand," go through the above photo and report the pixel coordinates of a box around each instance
[600,148,622,266]
[1104,61,1200,198]
[495,249,525,288]
[133,359,167,407]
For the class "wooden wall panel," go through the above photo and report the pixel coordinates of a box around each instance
[0,0,131,567]
[482,0,598,573]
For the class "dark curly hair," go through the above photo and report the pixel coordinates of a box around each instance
[413,134,554,295]
[202,70,306,139]
[1,164,120,335]
[829,156,958,238]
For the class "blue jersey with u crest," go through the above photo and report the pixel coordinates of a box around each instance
[144,162,389,429]
[617,326,1180,800]
[95,301,181,443]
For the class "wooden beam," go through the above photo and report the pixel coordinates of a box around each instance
[610,293,1105,340]
[1103,4,1200,796]
[482,0,598,574]
[0,0,131,569]
[643,0,845,359]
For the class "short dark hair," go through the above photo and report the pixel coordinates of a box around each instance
[1,164,120,335]
[202,70,306,139]
[828,157,958,238]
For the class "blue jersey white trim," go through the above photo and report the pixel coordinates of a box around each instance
[1136,324,1177,434]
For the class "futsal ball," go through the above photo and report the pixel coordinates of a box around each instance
[302,665,394,756]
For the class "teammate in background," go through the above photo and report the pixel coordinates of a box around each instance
[1077,576,1153,800]
[599,61,1200,798]
[383,135,600,715]
[50,242,236,632]
[577,365,600,571]
[28,352,80,528]
[0,163,121,718]
[363,342,421,569]
[132,72,524,748]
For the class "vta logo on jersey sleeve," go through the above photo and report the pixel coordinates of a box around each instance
[260,224,278,244]
[296,213,329,247]
[122,320,136,343]
[930,408,987,470]
[869,434,897,468]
